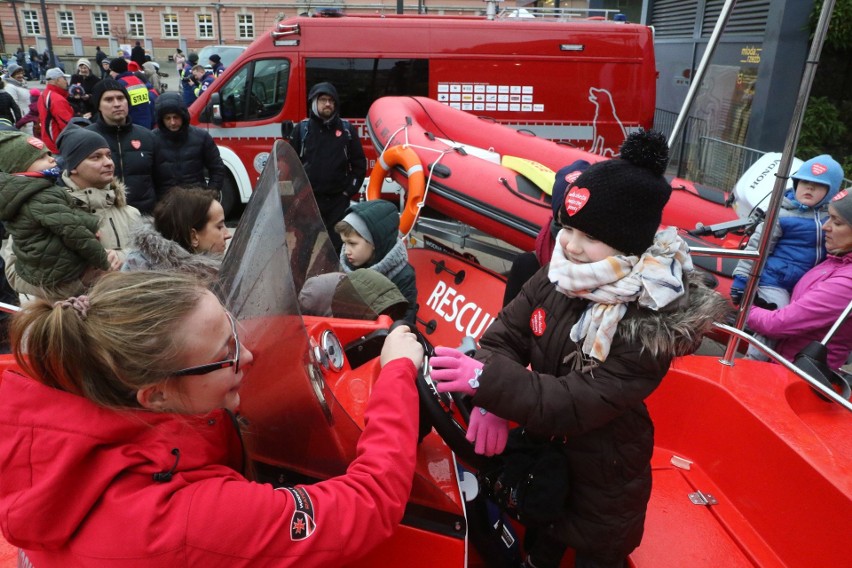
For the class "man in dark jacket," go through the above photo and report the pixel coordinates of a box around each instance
[130,41,147,69]
[289,82,366,253]
[109,57,156,129]
[95,47,108,79]
[153,92,225,193]
[180,53,200,107]
[86,79,160,214]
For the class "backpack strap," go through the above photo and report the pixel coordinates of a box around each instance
[296,119,309,157]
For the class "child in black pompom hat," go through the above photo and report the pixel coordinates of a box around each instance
[430,130,729,567]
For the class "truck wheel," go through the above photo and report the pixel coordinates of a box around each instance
[219,175,241,219]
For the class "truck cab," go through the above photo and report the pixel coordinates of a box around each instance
[189,12,656,215]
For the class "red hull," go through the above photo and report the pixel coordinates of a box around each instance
[367,96,740,293]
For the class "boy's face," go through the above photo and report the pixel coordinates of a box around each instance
[558,226,621,263]
[27,154,57,172]
[795,180,828,207]
[341,233,375,267]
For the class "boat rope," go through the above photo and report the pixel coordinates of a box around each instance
[382,125,457,237]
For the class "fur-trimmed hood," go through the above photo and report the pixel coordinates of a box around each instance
[122,220,221,278]
[61,171,130,209]
[618,272,731,359]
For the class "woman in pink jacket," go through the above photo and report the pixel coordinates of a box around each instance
[748,190,852,369]
[0,270,423,567]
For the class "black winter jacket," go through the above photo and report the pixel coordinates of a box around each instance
[472,268,728,563]
[289,82,366,200]
[0,91,21,126]
[86,117,160,215]
[153,92,225,192]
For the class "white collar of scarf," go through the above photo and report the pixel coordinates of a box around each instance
[547,226,693,362]
[340,238,408,280]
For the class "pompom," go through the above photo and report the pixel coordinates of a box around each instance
[618,129,669,176]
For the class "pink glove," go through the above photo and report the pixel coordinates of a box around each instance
[429,346,484,396]
[466,407,509,456]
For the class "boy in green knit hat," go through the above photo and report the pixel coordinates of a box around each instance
[335,200,417,323]
[0,131,112,297]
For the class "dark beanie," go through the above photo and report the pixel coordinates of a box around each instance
[91,78,130,111]
[56,125,109,172]
[109,57,128,74]
[188,52,199,64]
[551,160,591,218]
[557,130,672,255]
[209,54,221,64]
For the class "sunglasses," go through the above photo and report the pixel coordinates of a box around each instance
[172,311,241,377]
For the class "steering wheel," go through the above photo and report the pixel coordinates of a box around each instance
[390,321,492,471]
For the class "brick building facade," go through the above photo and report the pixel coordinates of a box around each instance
[0,0,591,64]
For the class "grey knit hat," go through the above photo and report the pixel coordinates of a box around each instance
[830,189,852,226]
[56,125,109,172]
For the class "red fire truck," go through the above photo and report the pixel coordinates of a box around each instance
[189,11,657,215]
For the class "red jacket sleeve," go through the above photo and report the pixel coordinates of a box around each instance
[182,358,419,567]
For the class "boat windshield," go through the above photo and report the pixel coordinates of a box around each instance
[215,141,368,478]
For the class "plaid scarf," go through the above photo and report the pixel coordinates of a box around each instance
[547,227,693,362]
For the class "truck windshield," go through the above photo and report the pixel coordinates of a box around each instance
[306,58,428,117]
[219,58,290,122]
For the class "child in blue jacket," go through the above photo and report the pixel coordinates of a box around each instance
[731,154,843,359]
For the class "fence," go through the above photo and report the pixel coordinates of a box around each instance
[654,108,764,192]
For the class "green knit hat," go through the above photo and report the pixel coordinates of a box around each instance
[0,131,50,173]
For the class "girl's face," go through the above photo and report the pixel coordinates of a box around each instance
[159,291,253,414]
[341,233,375,267]
[559,226,622,263]
[823,204,852,255]
[191,201,230,254]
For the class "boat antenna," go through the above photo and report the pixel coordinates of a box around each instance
[723,0,837,362]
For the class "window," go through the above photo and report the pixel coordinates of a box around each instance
[57,11,76,36]
[237,14,254,40]
[217,59,290,123]
[128,13,145,37]
[197,13,214,39]
[162,13,179,38]
[23,10,40,35]
[93,12,110,37]
[305,58,429,118]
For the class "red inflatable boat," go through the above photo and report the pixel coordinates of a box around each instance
[366,96,741,293]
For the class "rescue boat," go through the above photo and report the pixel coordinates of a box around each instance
[1,133,850,568]
[3,4,850,564]
[366,95,742,293]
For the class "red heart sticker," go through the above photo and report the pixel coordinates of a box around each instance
[530,308,547,336]
[565,170,583,185]
[564,187,590,216]
[833,189,848,202]
[26,137,45,150]
[811,163,828,176]
[131,140,141,150]
[335,129,342,137]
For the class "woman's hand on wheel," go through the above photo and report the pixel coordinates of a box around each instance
[381,325,424,369]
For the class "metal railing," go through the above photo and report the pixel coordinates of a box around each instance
[654,108,763,192]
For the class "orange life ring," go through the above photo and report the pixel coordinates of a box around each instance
[366,145,425,234]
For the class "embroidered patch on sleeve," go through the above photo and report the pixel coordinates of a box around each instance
[284,486,317,541]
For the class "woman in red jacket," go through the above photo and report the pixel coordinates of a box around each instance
[0,270,423,567]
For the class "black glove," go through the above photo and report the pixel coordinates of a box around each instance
[753,295,778,311]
